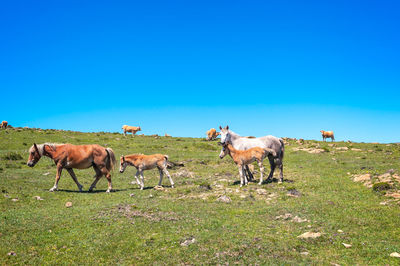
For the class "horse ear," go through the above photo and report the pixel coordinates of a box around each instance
[33,143,38,151]
[121,156,125,162]
[219,126,222,130]
[226,125,229,130]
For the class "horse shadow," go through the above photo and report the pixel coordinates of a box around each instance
[56,188,133,193]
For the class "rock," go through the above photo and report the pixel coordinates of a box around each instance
[336,147,349,151]
[293,216,308,223]
[353,174,371,183]
[11,198,19,202]
[65,202,73,208]
[43,172,50,176]
[386,193,400,199]
[153,185,165,191]
[256,188,267,195]
[7,251,16,256]
[351,148,362,151]
[129,193,135,197]
[216,195,231,203]
[33,196,43,200]
[390,252,400,258]
[180,237,196,246]
[342,243,352,248]
[337,229,343,233]
[275,213,293,220]
[287,189,301,197]
[149,194,154,198]
[300,251,309,256]
[297,232,321,239]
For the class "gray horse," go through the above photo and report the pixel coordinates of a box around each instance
[219,126,284,183]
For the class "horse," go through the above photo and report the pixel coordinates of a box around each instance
[219,125,285,183]
[119,154,174,190]
[206,128,220,141]
[122,125,141,136]
[1,121,8,129]
[320,130,335,142]
[219,141,276,186]
[27,143,116,192]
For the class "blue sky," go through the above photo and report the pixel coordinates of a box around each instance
[1,1,399,142]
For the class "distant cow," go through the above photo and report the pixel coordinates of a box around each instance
[122,125,141,136]
[206,128,220,141]
[165,133,171,137]
[1,121,8,129]
[320,130,335,142]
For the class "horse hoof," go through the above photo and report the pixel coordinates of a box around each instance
[258,182,262,185]
[106,190,111,193]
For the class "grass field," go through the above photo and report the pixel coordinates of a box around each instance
[1,128,400,265]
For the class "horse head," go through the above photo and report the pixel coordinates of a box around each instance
[119,156,128,173]
[27,143,42,167]
[219,125,231,144]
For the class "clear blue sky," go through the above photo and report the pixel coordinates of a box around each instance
[1,1,399,142]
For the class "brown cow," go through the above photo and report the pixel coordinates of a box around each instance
[320,130,335,142]
[1,121,8,129]
[206,128,220,141]
[122,125,141,136]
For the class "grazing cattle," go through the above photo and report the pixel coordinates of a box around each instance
[219,126,285,183]
[122,125,141,136]
[119,154,174,190]
[27,143,116,192]
[206,128,220,141]
[1,121,8,129]
[320,130,335,142]
[165,133,171,137]
[219,141,276,187]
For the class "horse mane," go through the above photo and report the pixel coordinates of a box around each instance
[29,143,62,156]
[227,130,241,139]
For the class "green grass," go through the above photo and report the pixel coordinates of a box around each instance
[1,129,400,264]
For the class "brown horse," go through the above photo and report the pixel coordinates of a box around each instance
[27,143,116,192]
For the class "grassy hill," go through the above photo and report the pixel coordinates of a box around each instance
[1,128,400,264]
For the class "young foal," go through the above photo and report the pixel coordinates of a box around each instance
[119,154,174,190]
[219,142,277,187]
[27,143,116,192]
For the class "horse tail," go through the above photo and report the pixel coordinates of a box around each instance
[264,148,277,157]
[279,138,285,160]
[164,155,169,161]
[105,148,116,171]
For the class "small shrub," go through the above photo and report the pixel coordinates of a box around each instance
[322,147,330,152]
[2,152,23,161]
[372,182,392,192]
[198,181,212,191]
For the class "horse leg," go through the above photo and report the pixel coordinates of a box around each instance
[89,166,102,192]
[266,156,276,182]
[278,163,284,183]
[131,170,141,187]
[49,165,63,192]
[238,166,244,187]
[66,168,83,192]
[98,167,113,193]
[258,160,264,185]
[139,170,145,190]
[245,165,254,181]
[157,168,164,186]
[163,167,174,188]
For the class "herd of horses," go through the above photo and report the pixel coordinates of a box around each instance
[6,122,333,192]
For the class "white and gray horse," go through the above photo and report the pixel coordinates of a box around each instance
[219,126,284,183]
